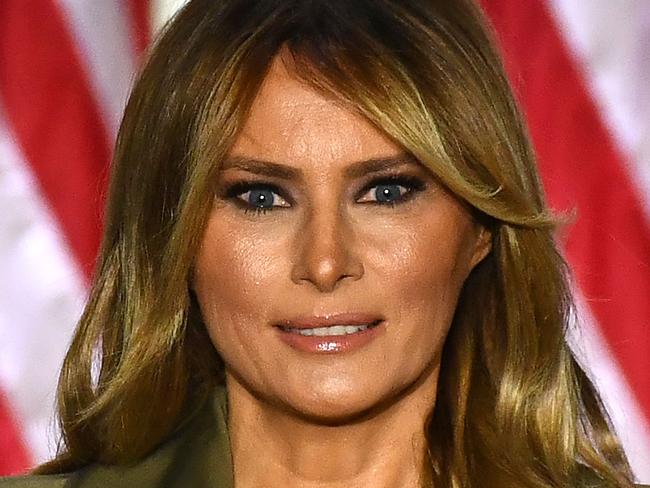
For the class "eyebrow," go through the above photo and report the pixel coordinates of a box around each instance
[220,153,421,180]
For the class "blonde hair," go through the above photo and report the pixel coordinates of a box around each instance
[38,0,634,486]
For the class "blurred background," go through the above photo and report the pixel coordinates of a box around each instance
[0,0,648,482]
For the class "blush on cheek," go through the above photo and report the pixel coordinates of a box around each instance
[386,226,474,360]
[196,218,280,298]
[194,233,280,351]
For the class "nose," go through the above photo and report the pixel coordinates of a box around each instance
[290,206,364,293]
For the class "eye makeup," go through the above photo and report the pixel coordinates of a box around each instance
[221,180,292,215]
[217,171,429,216]
[355,174,426,207]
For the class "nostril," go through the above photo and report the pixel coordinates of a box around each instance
[290,224,364,290]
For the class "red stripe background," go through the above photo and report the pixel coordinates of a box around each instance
[0,392,30,474]
[128,0,151,56]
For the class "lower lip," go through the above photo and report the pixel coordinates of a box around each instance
[276,322,384,354]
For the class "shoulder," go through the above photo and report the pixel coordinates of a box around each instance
[0,474,71,488]
[0,385,232,488]
[2,471,646,488]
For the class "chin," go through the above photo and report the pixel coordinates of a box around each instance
[281,392,388,426]
[272,374,416,426]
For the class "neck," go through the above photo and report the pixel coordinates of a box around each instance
[226,368,438,488]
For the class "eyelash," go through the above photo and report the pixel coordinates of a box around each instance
[223,175,426,215]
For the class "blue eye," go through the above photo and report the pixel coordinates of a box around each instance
[374,183,406,203]
[225,182,290,214]
[358,176,424,205]
[245,188,276,208]
[224,175,425,215]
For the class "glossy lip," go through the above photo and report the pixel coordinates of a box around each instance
[275,313,385,354]
[276,312,384,330]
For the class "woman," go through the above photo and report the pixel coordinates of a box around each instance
[1,0,645,486]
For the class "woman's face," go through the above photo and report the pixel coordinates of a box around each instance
[192,56,490,420]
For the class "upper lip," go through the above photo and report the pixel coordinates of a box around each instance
[276,313,383,329]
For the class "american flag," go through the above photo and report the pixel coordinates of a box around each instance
[0,0,648,482]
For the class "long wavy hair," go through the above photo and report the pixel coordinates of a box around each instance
[37,0,634,486]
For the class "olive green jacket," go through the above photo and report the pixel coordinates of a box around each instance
[1,386,648,487]
[0,388,234,488]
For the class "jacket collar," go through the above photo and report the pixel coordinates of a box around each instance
[163,384,234,487]
[69,385,234,488]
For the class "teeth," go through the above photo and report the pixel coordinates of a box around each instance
[286,324,371,336]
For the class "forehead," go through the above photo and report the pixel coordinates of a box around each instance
[228,54,403,171]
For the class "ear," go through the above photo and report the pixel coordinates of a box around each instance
[469,225,492,269]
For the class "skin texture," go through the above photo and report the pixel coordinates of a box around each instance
[192,54,491,488]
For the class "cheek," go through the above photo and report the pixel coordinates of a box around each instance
[192,215,284,348]
[365,208,473,303]
[361,205,476,351]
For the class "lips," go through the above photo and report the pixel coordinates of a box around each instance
[276,312,383,330]
[274,313,385,354]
